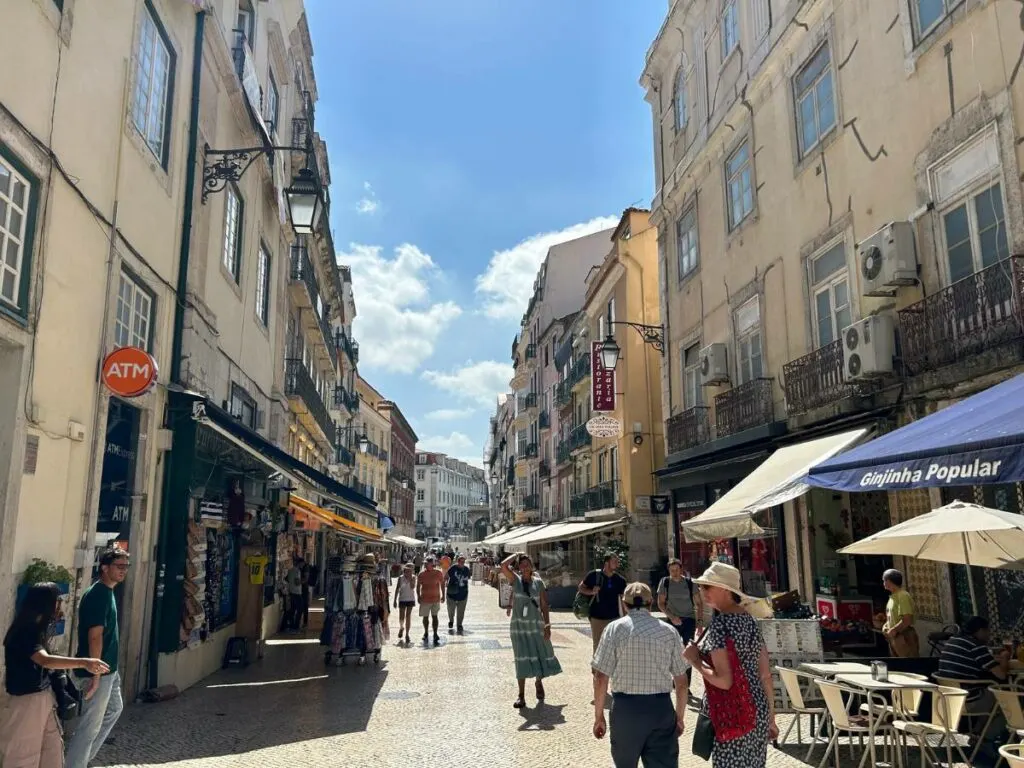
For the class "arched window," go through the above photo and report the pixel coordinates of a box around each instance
[674,67,688,131]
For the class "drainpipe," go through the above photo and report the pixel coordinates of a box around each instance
[149,8,205,690]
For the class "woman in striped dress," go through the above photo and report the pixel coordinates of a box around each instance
[500,552,562,708]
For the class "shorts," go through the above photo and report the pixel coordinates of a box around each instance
[418,602,441,618]
[399,600,415,609]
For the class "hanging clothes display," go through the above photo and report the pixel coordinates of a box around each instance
[320,554,386,666]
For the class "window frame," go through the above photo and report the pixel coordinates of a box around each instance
[808,242,851,349]
[725,139,755,231]
[114,268,156,352]
[734,296,763,385]
[793,41,837,158]
[939,181,1010,285]
[721,0,739,60]
[674,67,688,132]
[255,242,271,326]
[229,382,257,430]
[912,0,960,43]
[0,145,40,322]
[676,206,699,281]
[267,70,280,137]
[131,1,176,168]
[681,343,703,409]
[222,182,244,283]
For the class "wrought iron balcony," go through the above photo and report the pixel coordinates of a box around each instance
[525,343,537,360]
[899,256,1024,376]
[335,330,359,366]
[517,392,538,412]
[335,444,355,467]
[290,244,337,368]
[666,407,710,454]
[539,461,551,478]
[568,352,591,388]
[285,359,336,446]
[783,340,873,415]
[556,423,592,464]
[523,493,540,511]
[715,378,775,438]
[523,442,538,460]
[539,410,551,430]
[554,381,573,409]
[556,442,572,466]
[569,481,618,516]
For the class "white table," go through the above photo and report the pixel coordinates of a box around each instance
[834,673,938,768]
[800,661,873,677]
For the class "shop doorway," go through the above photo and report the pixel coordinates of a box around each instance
[848,491,893,606]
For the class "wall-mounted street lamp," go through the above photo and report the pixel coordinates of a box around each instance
[338,424,369,454]
[201,143,325,236]
[598,321,666,370]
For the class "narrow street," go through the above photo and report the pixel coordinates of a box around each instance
[95,585,811,768]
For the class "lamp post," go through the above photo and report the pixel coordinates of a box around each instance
[599,321,666,371]
[338,424,369,454]
[284,167,324,234]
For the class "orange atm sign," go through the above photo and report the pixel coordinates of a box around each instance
[101,347,158,398]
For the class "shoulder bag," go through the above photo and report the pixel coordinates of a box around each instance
[691,713,715,760]
[704,636,757,741]
[572,570,603,620]
[50,670,84,722]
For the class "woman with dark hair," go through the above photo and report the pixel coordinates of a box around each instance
[1,582,108,767]
[500,552,562,708]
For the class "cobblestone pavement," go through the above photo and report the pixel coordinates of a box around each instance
[95,584,819,767]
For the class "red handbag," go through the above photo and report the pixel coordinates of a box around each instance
[703,637,757,741]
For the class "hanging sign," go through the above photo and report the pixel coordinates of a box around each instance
[101,347,158,398]
[586,414,622,439]
[591,341,615,412]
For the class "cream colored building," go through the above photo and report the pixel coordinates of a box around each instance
[0,0,380,696]
[349,374,392,531]
[644,0,1024,640]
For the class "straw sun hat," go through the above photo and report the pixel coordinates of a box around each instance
[692,562,773,619]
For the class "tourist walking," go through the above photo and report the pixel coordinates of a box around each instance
[284,557,303,632]
[683,563,777,768]
[578,554,627,655]
[65,547,131,768]
[445,554,471,634]
[416,556,445,645]
[500,552,562,708]
[1,583,109,768]
[657,558,702,685]
[882,568,919,657]
[393,563,417,643]
[592,582,690,768]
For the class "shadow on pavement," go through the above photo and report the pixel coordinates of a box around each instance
[517,702,567,731]
[93,639,389,765]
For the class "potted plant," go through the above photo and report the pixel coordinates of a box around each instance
[19,559,74,636]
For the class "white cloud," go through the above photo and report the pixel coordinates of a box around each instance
[355,181,379,215]
[424,407,476,421]
[422,360,514,406]
[474,215,619,320]
[417,431,480,463]
[339,243,461,373]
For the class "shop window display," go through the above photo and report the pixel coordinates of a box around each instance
[205,528,239,631]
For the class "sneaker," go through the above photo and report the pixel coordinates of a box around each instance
[422,632,428,643]
[448,627,455,635]
[433,634,440,646]
[448,620,454,629]
[457,627,464,635]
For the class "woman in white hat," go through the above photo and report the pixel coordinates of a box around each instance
[682,562,777,768]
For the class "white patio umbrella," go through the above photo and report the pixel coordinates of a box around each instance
[838,500,1024,613]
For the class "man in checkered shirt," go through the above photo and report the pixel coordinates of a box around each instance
[592,582,690,767]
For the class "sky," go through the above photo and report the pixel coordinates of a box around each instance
[306,0,665,468]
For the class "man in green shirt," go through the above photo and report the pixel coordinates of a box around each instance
[66,547,129,768]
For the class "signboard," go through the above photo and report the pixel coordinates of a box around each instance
[586,414,622,439]
[650,495,672,515]
[97,399,140,535]
[101,347,158,398]
[591,341,615,412]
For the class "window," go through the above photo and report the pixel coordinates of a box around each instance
[682,343,703,409]
[417,489,425,501]
[237,1,255,45]
[416,469,425,481]
[913,0,956,41]
[810,242,851,347]
[114,271,154,351]
[132,3,174,166]
[0,152,36,315]
[734,296,763,385]
[721,1,739,59]
[255,244,271,325]
[794,43,836,156]
[726,141,754,230]
[222,184,243,282]
[674,68,688,131]
[943,183,1009,283]
[267,71,279,136]
[230,383,257,430]
[676,207,699,279]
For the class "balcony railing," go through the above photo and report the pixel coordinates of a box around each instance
[332,385,360,413]
[899,256,1024,376]
[554,381,572,409]
[525,343,537,360]
[518,392,538,412]
[783,339,873,415]
[335,330,359,366]
[569,480,619,516]
[539,410,551,430]
[715,378,775,438]
[539,461,551,478]
[557,423,592,464]
[666,407,710,454]
[285,359,336,445]
[568,353,591,388]
[290,244,337,367]
[523,442,538,460]
[336,444,355,467]
[523,493,540,511]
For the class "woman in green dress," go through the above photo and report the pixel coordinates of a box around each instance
[500,552,562,708]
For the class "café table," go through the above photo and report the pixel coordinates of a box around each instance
[834,672,938,768]
[800,661,873,677]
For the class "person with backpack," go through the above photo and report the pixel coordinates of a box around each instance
[1,583,108,768]
[658,559,702,686]
[578,555,627,656]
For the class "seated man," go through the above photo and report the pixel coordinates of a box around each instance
[937,616,1008,741]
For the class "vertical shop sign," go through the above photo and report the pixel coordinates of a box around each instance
[591,341,615,412]
[97,398,140,538]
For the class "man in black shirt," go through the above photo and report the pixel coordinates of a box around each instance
[579,555,627,656]
[937,616,1008,743]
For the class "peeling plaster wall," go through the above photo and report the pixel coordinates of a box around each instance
[643,0,1022,421]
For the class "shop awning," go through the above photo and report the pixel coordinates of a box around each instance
[509,518,627,546]
[190,396,377,514]
[290,496,382,541]
[682,428,869,542]
[484,525,547,546]
[808,373,1024,492]
[388,534,427,548]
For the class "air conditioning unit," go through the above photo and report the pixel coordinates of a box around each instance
[857,222,917,297]
[699,343,729,386]
[842,314,895,380]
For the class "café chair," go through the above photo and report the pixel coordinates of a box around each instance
[1000,744,1024,768]
[776,667,829,761]
[893,686,970,768]
[935,675,1001,759]
[815,680,893,768]
[992,686,1024,767]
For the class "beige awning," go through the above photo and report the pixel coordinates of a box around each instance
[484,524,547,546]
[681,428,869,542]
[512,518,628,547]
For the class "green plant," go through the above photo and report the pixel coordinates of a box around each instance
[21,558,74,586]
[595,538,630,576]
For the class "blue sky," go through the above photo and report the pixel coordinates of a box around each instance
[306,0,665,466]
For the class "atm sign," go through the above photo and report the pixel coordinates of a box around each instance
[101,347,158,398]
